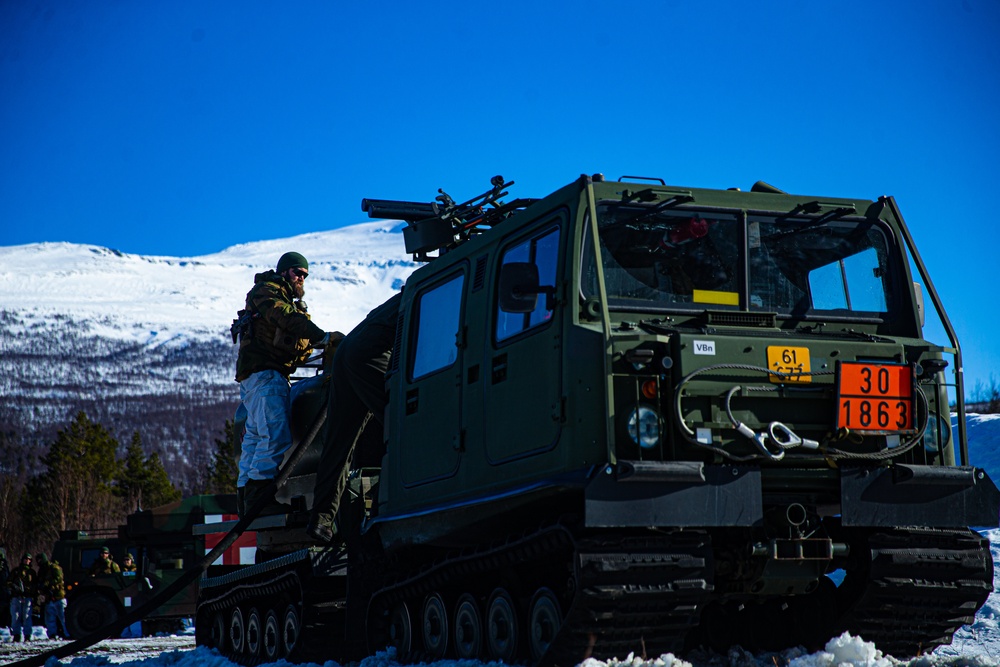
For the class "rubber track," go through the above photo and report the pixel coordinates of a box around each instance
[366,526,714,666]
[546,532,713,664]
[197,568,303,666]
[838,527,993,658]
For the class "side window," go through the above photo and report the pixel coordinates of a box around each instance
[496,226,560,342]
[81,549,100,571]
[411,273,466,379]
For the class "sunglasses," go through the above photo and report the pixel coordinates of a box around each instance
[291,269,309,280]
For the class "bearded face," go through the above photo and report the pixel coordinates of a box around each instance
[285,269,307,299]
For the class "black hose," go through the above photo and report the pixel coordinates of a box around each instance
[10,407,328,667]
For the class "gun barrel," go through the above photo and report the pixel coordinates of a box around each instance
[361,199,439,223]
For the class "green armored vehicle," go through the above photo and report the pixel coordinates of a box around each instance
[55,494,243,638]
[197,175,998,665]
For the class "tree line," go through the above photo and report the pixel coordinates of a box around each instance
[0,411,237,562]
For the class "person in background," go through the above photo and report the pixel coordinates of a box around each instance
[88,546,120,576]
[36,553,69,640]
[0,546,10,630]
[8,552,36,642]
[121,553,137,573]
[234,251,338,517]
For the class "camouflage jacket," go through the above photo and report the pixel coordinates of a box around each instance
[89,557,121,577]
[38,561,66,600]
[235,270,325,382]
[8,563,36,598]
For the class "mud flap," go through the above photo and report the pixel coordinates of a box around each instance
[584,463,763,527]
[841,465,1000,527]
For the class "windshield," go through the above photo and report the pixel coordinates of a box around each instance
[583,202,895,318]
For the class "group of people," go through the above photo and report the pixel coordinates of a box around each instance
[1,548,69,642]
[0,544,136,643]
[87,545,137,576]
[234,251,399,543]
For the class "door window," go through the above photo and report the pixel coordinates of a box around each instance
[496,227,560,341]
[412,273,465,379]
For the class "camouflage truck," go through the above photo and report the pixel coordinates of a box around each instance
[55,494,253,637]
[196,175,999,666]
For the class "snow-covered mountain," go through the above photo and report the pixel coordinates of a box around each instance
[0,221,417,489]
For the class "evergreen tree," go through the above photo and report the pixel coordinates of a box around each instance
[115,432,180,510]
[23,411,121,538]
[203,420,239,494]
[142,451,181,508]
[117,433,148,511]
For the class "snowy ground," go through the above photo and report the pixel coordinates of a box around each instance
[3,415,1000,667]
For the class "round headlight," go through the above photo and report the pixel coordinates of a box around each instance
[923,412,952,453]
[628,406,660,449]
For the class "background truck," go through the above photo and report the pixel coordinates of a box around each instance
[54,493,253,638]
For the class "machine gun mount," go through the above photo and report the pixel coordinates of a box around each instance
[362,175,537,261]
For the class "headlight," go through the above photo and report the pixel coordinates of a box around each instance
[923,412,952,453]
[628,406,660,449]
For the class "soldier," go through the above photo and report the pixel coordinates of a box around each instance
[8,553,36,642]
[0,546,10,629]
[121,553,137,573]
[307,292,401,543]
[234,252,338,516]
[88,546,121,576]
[36,553,69,640]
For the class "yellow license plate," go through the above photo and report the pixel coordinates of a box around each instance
[767,346,811,383]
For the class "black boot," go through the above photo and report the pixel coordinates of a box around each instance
[305,512,338,543]
[243,479,291,517]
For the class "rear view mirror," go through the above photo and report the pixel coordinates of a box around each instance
[499,262,541,313]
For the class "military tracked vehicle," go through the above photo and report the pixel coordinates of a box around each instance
[196,174,999,665]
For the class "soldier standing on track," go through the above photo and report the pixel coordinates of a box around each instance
[234,252,338,517]
[36,552,69,640]
[8,552,36,642]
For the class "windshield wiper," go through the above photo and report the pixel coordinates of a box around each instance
[615,195,695,228]
[794,325,894,343]
[766,206,856,242]
[637,319,695,335]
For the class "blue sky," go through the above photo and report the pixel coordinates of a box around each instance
[1,1,998,394]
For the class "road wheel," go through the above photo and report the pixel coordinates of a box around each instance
[453,593,482,660]
[67,593,119,639]
[263,608,281,660]
[528,587,562,662]
[229,606,245,655]
[387,601,412,658]
[282,603,301,656]
[200,609,227,651]
[486,588,518,662]
[422,593,449,659]
[246,607,262,657]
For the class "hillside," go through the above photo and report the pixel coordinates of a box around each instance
[0,221,416,489]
